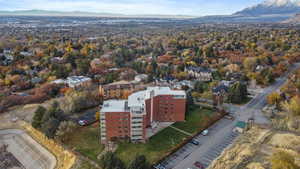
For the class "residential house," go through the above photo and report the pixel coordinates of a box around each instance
[185,67,213,82]
[212,83,230,110]
[134,74,148,83]
[52,76,92,89]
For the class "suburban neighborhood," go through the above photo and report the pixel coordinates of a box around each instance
[1,1,300,169]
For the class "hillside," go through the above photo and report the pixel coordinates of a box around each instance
[282,13,300,23]
[209,127,300,169]
[193,0,300,23]
[235,0,300,16]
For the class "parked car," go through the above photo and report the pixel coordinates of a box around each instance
[224,115,234,120]
[190,139,200,145]
[201,129,209,136]
[194,161,204,169]
[154,164,166,169]
[77,111,97,126]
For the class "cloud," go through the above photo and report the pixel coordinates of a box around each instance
[0,0,265,16]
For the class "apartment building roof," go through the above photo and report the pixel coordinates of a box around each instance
[67,76,91,87]
[52,76,91,88]
[101,100,129,113]
[102,80,134,90]
[128,91,147,107]
[128,87,186,108]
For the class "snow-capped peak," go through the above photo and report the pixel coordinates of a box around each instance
[262,0,300,7]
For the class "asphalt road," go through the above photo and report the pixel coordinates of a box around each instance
[160,63,300,169]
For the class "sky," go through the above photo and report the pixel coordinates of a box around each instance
[0,0,265,16]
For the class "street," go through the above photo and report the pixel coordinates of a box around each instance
[159,63,300,169]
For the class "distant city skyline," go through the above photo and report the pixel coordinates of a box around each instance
[0,0,264,16]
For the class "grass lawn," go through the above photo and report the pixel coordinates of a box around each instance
[115,105,214,165]
[64,105,215,166]
[77,159,97,169]
[172,105,214,134]
[115,127,187,165]
[64,123,104,162]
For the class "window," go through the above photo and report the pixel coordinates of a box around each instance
[132,126,141,128]
[173,95,185,99]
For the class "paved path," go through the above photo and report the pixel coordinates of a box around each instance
[169,126,193,136]
[159,63,300,169]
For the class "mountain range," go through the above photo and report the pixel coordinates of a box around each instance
[235,0,300,16]
[193,0,300,23]
[1,0,300,23]
[282,13,300,23]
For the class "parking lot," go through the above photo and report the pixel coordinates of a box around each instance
[159,118,238,169]
[0,129,56,169]
[197,131,239,168]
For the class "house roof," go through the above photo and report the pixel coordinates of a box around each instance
[187,66,212,73]
[213,84,229,94]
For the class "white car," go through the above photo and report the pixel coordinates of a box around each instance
[202,129,208,136]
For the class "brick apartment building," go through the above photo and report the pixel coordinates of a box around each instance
[100,87,186,144]
[99,81,135,99]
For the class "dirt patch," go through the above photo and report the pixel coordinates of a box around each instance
[208,126,300,169]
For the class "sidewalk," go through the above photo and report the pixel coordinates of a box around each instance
[169,126,193,136]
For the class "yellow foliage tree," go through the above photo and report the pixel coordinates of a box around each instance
[95,111,100,121]
[243,57,257,71]
[267,92,281,105]
[282,96,300,117]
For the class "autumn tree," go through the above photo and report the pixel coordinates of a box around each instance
[76,58,90,75]
[95,111,100,121]
[32,106,47,129]
[243,57,257,71]
[55,121,77,143]
[100,152,125,169]
[267,92,281,106]
[282,96,300,117]
[127,155,150,169]
[228,82,248,104]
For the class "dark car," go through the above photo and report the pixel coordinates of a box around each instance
[154,164,166,169]
[194,161,204,169]
[190,139,200,145]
